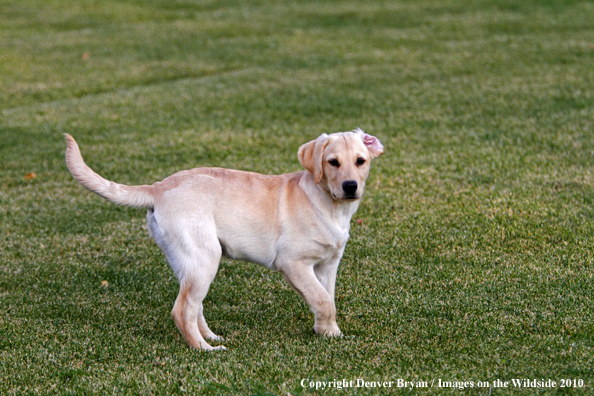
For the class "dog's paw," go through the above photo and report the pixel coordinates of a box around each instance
[211,345,227,351]
[313,325,343,337]
[196,344,227,352]
[193,341,227,351]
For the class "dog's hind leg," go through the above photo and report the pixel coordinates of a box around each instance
[197,309,223,341]
[172,281,224,350]
[168,231,224,351]
[149,210,224,350]
[171,253,224,350]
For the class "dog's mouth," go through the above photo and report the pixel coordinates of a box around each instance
[331,192,360,201]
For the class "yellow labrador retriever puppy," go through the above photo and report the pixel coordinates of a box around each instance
[65,129,383,350]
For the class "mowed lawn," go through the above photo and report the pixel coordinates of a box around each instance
[1,0,594,394]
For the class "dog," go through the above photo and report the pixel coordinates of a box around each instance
[65,129,383,350]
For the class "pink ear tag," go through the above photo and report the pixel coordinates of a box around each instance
[362,133,384,157]
[364,135,377,146]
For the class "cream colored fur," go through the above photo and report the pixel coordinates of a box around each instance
[65,129,383,350]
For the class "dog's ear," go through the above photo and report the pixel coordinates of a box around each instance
[298,134,329,183]
[354,128,384,159]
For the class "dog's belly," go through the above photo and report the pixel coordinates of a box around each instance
[218,234,344,272]
[217,232,278,270]
[219,240,277,271]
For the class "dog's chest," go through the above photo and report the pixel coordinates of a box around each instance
[300,219,351,260]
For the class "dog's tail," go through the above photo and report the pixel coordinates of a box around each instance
[64,134,155,208]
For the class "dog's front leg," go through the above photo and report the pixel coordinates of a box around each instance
[313,257,341,301]
[281,263,342,337]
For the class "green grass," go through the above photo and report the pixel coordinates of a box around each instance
[1,0,594,394]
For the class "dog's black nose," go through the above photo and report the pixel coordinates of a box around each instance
[342,180,358,195]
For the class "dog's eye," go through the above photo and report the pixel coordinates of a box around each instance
[328,159,340,167]
[356,157,366,166]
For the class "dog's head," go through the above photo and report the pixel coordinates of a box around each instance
[298,128,384,200]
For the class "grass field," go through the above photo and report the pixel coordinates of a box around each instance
[1,0,594,394]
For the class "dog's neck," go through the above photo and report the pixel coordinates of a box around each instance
[299,171,361,230]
